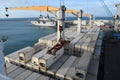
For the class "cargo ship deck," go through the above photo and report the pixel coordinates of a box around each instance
[4,25,104,80]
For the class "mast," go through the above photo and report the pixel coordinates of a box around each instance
[0,39,7,75]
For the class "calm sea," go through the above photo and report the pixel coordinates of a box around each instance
[0,17,114,55]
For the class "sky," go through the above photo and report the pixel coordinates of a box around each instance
[0,0,119,18]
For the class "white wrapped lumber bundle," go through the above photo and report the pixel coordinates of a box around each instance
[81,38,91,53]
[87,31,100,53]
[65,57,81,80]
[25,61,33,69]
[74,35,88,57]
[73,51,92,80]
[47,36,57,46]
[39,47,64,71]
[56,56,76,79]
[31,48,48,71]
[68,33,84,55]
[38,33,56,44]
[33,43,47,52]
[5,46,31,63]
[47,54,69,75]
[18,47,36,64]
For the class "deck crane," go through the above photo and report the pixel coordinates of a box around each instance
[5,6,67,43]
[6,5,70,56]
[5,6,59,17]
[114,3,120,32]
[66,10,92,33]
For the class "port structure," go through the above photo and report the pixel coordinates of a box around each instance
[66,10,93,32]
[114,3,120,32]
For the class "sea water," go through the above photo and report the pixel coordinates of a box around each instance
[0,18,56,55]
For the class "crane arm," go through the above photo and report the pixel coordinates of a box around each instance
[66,9,91,17]
[6,6,59,12]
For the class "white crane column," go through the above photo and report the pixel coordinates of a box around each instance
[114,3,120,32]
[77,10,83,33]
[89,15,93,28]
[57,5,66,43]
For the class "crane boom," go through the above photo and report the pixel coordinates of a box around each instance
[6,6,90,17]
[7,6,59,12]
[66,9,91,17]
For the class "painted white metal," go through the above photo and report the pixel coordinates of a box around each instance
[56,56,76,79]
[77,10,83,33]
[57,5,66,42]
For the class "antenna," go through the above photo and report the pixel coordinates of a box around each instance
[60,0,65,6]
[60,0,62,6]
[63,0,65,5]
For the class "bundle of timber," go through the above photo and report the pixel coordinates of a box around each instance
[39,47,64,71]
[56,56,76,79]
[47,54,70,75]
[5,46,31,64]
[72,51,92,80]
[31,48,48,71]
[18,47,36,65]
[33,43,47,52]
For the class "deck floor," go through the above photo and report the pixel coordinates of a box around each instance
[103,32,120,80]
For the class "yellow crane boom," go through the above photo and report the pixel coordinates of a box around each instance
[66,9,91,17]
[7,6,59,12]
[6,6,91,17]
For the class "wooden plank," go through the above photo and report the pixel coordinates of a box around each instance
[81,38,91,53]
[86,56,100,80]
[65,57,81,80]
[7,65,19,74]
[37,75,49,80]
[73,51,92,80]
[14,70,32,80]
[8,67,25,79]
[56,56,76,79]
[25,72,40,80]
[6,63,12,68]
[47,54,69,75]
